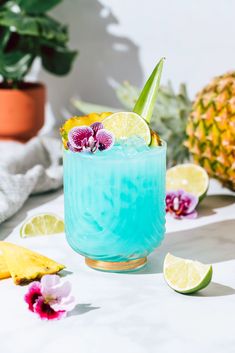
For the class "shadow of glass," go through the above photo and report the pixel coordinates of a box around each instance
[190,282,235,298]
[0,189,63,241]
[134,219,235,275]
[68,303,100,317]
[39,0,143,128]
[198,194,235,218]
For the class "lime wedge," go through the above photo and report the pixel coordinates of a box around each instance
[163,253,213,294]
[166,163,209,200]
[20,214,65,238]
[102,112,151,145]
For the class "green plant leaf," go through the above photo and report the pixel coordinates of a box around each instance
[0,10,68,43]
[41,45,77,75]
[133,57,165,123]
[0,50,34,81]
[37,15,68,43]
[0,10,38,35]
[16,0,62,14]
[0,1,77,83]
[0,26,11,50]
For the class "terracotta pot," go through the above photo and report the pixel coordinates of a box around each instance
[0,82,46,142]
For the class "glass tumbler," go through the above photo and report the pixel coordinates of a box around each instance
[63,142,166,272]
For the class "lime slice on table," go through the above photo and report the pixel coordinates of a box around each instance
[102,112,151,145]
[20,214,64,238]
[166,163,209,201]
[163,253,213,294]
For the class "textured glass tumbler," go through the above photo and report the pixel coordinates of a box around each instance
[63,143,166,272]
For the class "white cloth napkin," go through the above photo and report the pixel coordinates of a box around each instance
[0,137,63,224]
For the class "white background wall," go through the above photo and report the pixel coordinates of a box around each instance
[36,0,235,129]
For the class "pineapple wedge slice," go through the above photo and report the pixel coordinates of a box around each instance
[0,254,10,279]
[0,242,65,285]
[150,129,161,147]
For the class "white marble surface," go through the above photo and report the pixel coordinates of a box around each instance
[0,179,235,353]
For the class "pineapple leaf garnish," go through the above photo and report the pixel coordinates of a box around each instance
[133,57,165,124]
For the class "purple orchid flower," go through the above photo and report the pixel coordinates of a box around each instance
[67,122,114,153]
[166,189,199,219]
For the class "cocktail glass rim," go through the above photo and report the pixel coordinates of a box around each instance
[63,139,167,161]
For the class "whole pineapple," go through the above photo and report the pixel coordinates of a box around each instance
[185,72,235,191]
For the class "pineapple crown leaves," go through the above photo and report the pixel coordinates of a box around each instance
[70,81,193,167]
[116,81,193,166]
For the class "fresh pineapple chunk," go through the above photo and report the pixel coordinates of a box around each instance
[0,254,10,279]
[0,242,65,285]
[150,129,161,147]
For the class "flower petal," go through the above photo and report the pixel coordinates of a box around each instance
[40,275,58,296]
[41,274,60,289]
[96,129,114,151]
[68,126,93,148]
[51,295,76,312]
[165,189,198,219]
[166,191,177,198]
[45,282,72,302]
[33,297,66,320]
[56,281,72,298]
[41,275,72,300]
[67,142,82,152]
[24,282,42,312]
[90,122,104,135]
[185,195,199,213]
[88,136,98,153]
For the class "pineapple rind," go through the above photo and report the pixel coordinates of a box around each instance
[186,72,235,191]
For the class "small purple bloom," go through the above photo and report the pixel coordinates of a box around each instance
[68,126,93,152]
[67,122,114,153]
[90,122,104,135]
[166,190,198,219]
[96,129,114,151]
[67,142,81,152]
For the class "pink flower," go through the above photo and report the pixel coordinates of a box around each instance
[68,122,114,153]
[24,282,41,312]
[24,275,76,320]
[166,190,198,219]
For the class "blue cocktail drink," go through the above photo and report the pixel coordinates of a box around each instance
[63,140,166,271]
[62,57,166,271]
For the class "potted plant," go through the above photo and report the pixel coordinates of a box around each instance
[0,0,77,141]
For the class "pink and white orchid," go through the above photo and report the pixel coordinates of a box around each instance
[24,275,76,320]
[166,189,199,219]
[67,122,114,153]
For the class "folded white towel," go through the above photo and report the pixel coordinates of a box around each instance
[0,137,63,224]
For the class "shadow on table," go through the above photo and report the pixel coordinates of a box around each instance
[190,282,235,298]
[39,0,143,126]
[135,219,235,275]
[60,269,73,277]
[197,194,235,218]
[0,189,63,241]
[68,303,100,317]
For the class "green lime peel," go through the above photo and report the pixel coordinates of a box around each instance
[133,57,165,124]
